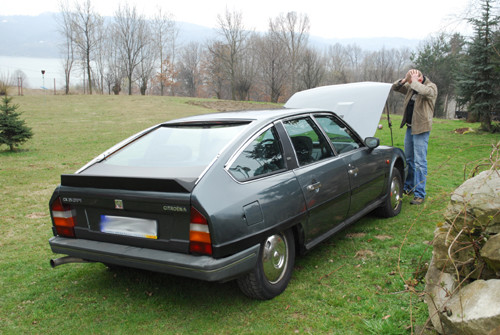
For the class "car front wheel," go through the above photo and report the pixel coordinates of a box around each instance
[376,168,403,218]
[237,229,295,300]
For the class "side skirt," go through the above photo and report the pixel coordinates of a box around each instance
[303,197,385,251]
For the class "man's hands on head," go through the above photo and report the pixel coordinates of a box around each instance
[402,69,423,84]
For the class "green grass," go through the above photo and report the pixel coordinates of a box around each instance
[0,94,498,334]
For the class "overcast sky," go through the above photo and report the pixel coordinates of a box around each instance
[3,0,474,39]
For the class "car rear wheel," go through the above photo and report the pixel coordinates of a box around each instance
[237,229,295,300]
[376,168,403,218]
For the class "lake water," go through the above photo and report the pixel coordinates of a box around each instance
[0,55,83,89]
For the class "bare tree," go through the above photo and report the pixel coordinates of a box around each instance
[235,34,258,100]
[362,47,398,82]
[13,70,28,89]
[204,41,229,99]
[136,41,157,95]
[298,47,325,90]
[344,44,365,82]
[71,0,103,94]
[92,18,109,94]
[106,40,125,95]
[325,43,350,84]
[392,47,412,79]
[178,42,203,97]
[151,8,177,96]
[254,33,288,102]
[269,12,310,96]
[214,8,250,100]
[57,0,76,94]
[325,43,366,84]
[113,4,151,95]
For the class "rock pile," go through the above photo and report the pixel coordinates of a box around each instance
[425,170,500,334]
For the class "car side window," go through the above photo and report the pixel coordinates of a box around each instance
[283,117,333,166]
[314,115,363,154]
[228,127,285,182]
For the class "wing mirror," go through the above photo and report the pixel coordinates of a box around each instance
[365,137,380,150]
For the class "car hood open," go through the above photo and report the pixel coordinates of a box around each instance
[284,82,392,139]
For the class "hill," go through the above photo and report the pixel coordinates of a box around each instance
[0,13,420,59]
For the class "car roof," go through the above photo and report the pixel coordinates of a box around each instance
[162,107,323,125]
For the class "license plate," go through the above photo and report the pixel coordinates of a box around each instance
[100,215,157,239]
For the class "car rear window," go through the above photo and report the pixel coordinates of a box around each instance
[102,123,248,169]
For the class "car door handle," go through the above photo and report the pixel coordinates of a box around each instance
[306,182,322,192]
[348,167,359,176]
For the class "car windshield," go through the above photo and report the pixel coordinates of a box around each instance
[102,123,248,169]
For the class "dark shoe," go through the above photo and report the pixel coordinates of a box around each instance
[410,197,424,205]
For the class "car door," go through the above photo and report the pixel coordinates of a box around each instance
[314,114,386,217]
[281,116,350,248]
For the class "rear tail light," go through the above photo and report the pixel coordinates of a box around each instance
[189,207,212,255]
[50,197,76,237]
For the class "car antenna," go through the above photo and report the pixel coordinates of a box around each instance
[384,101,394,146]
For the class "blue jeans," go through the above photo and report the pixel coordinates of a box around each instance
[404,128,430,199]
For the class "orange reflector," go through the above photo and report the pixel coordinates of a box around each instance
[189,207,212,255]
[190,228,211,244]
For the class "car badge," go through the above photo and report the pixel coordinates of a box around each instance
[115,199,124,210]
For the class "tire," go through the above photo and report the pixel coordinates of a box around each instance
[237,229,295,300]
[376,168,403,218]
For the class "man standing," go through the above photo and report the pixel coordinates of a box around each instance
[392,69,438,205]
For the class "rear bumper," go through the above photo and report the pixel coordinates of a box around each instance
[49,236,259,282]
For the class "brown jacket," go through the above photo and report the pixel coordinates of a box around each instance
[392,77,438,134]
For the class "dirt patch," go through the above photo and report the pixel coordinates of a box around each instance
[454,127,474,134]
[355,249,375,259]
[345,232,366,239]
[26,212,49,219]
[187,100,282,112]
[374,234,393,241]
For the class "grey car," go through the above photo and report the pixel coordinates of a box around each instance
[48,82,406,299]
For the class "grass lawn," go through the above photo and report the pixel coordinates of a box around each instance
[0,94,498,334]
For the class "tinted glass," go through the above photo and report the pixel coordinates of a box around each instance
[283,117,333,166]
[228,127,285,181]
[314,115,362,154]
[103,124,248,168]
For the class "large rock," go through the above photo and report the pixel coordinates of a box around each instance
[443,170,500,234]
[439,279,500,335]
[424,256,456,334]
[481,233,500,274]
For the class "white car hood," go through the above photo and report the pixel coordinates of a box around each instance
[284,82,392,139]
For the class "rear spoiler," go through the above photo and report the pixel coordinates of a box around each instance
[61,175,191,193]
